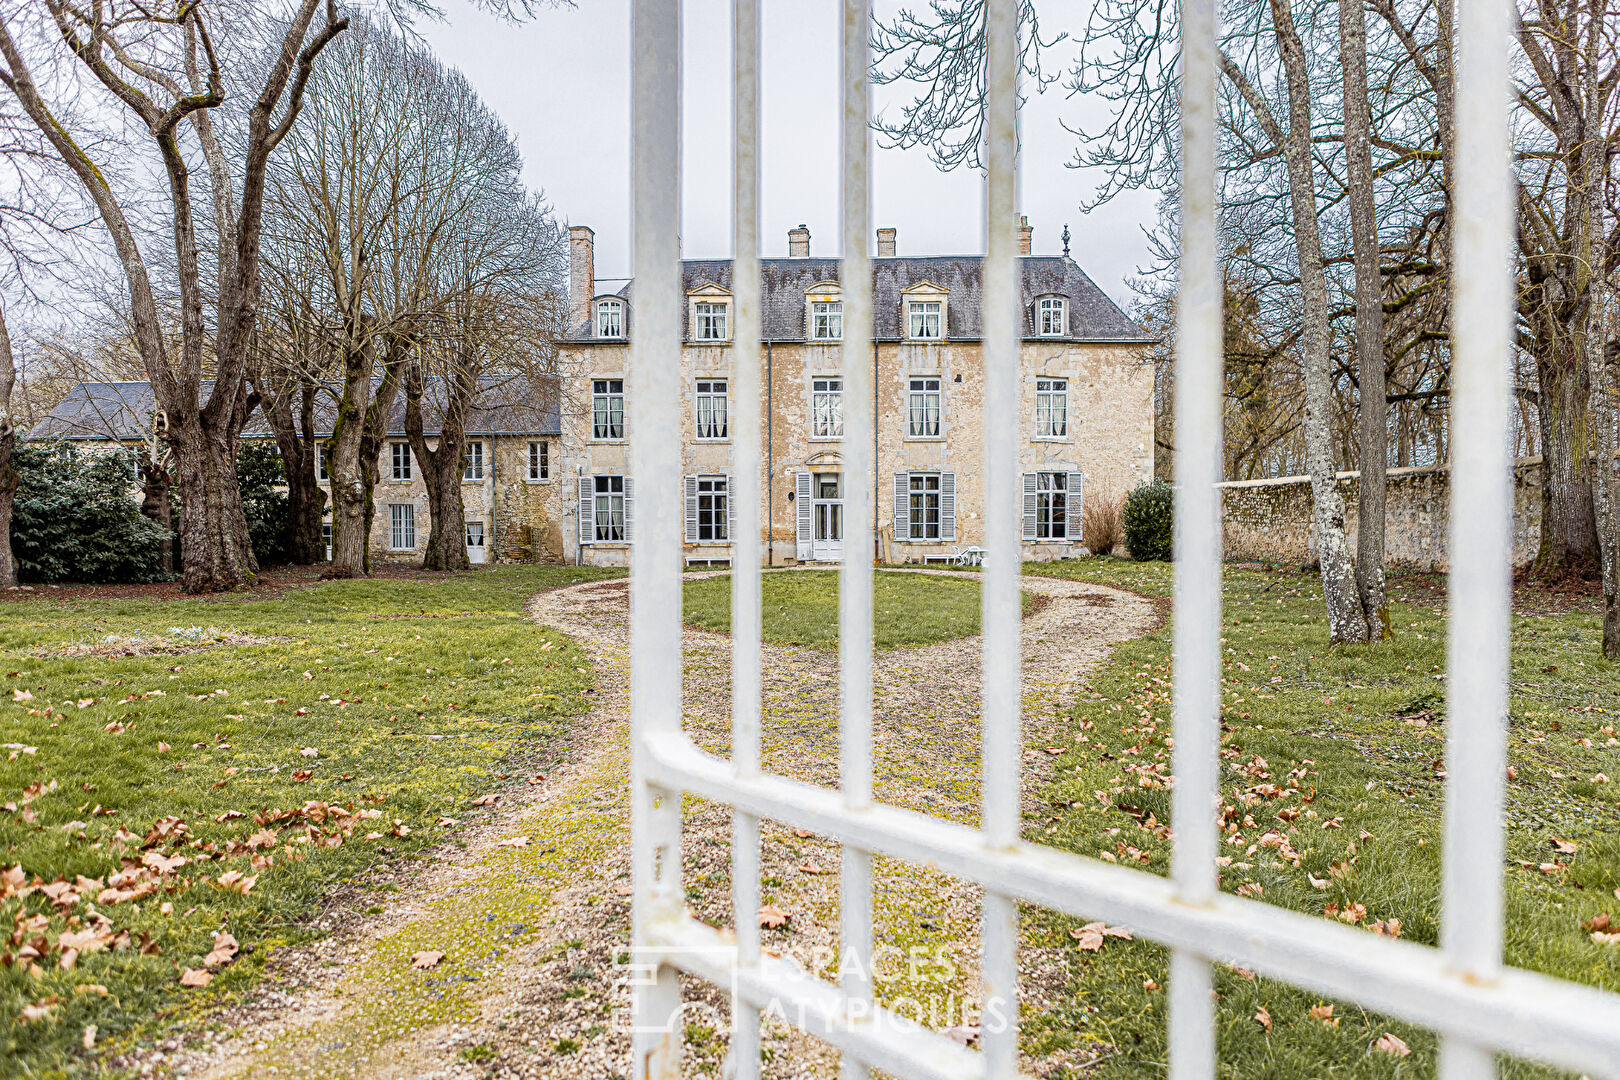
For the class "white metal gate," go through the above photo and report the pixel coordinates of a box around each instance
[625,0,1620,1077]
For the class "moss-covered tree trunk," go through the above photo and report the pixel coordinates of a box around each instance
[404,362,473,572]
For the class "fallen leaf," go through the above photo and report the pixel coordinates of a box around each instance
[758,903,791,929]
[204,933,239,967]
[1309,1004,1339,1027]
[75,984,108,996]
[471,794,500,807]
[82,1024,97,1049]
[20,1003,53,1021]
[1551,837,1578,855]
[941,1024,979,1046]
[1374,1033,1411,1057]
[1581,913,1612,934]
[179,968,213,987]
[299,747,319,758]
[13,688,32,701]
[411,950,444,969]
[1254,1006,1272,1033]
[793,828,813,839]
[498,836,529,848]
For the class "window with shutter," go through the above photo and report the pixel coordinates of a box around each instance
[1021,473,1038,541]
[1066,472,1085,542]
[578,477,595,546]
[725,473,737,544]
[795,471,813,559]
[892,473,909,541]
[940,472,956,541]
[622,477,635,543]
[684,475,700,544]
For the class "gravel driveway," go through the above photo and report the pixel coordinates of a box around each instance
[156,569,1155,1080]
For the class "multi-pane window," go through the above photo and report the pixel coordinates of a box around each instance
[696,379,728,440]
[597,298,624,338]
[389,504,416,550]
[463,440,484,481]
[908,300,942,340]
[1036,472,1068,539]
[465,521,485,549]
[696,475,728,542]
[316,444,328,481]
[593,379,625,439]
[528,440,549,481]
[694,302,728,341]
[1038,297,1067,336]
[811,377,843,438]
[1036,377,1068,438]
[908,473,941,540]
[908,378,941,437]
[390,441,412,481]
[321,522,332,560]
[594,475,626,542]
[811,301,842,340]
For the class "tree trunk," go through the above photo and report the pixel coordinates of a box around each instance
[0,424,16,590]
[1270,0,1370,644]
[258,378,328,564]
[1340,0,1390,641]
[1533,335,1602,575]
[324,338,372,579]
[169,417,257,592]
[139,457,174,574]
[404,364,471,572]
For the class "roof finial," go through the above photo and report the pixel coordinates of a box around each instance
[1061,223,1071,259]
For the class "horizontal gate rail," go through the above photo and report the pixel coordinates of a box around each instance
[622,0,1620,1077]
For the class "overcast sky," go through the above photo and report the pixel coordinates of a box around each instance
[423,0,1159,307]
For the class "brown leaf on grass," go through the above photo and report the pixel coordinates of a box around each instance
[157,742,171,753]
[1593,931,1620,945]
[1582,913,1613,934]
[498,836,528,848]
[215,871,257,895]
[758,903,791,929]
[59,948,78,970]
[1551,837,1578,855]
[1253,1006,1272,1033]
[75,984,107,996]
[204,933,238,967]
[246,829,277,850]
[1374,1033,1410,1057]
[471,794,500,806]
[411,950,444,969]
[299,747,319,758]
[1309,1004,1339,1027]
[798,863,826,875]
[179,968,213,987]
[20,1002,54,1021]
[291,770,313,783]
[793,828,813,839]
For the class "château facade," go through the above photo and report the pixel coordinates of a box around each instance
[557,220,1154,567]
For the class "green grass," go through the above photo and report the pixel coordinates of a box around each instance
[1020,558,1620,1078]
[682,569,1033,649]
[0,565,620,1077]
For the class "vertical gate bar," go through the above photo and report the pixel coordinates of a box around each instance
[1168,0,1221,1076]
[730,0,764,1075]
[839,0,875,1074]
[979,0,1021,1075]
[1439,0,1513,1075]
[629,0,685,1076]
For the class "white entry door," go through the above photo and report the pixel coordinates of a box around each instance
[465,521,486,564]
[811,472,842,562]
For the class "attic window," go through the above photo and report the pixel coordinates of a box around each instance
[1038,296,1067,337]
[907,300,942,341]
[695,301,729,342]
[596,299,624,338]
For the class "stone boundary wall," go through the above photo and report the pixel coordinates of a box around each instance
[1219,460,1544,572]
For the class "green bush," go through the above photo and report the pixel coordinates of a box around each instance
[1122,479,1174,562]
[238,440,289,565]
[9,441,174,583]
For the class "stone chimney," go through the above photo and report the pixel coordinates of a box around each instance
[1017,214,1033,255]
[569,225,595,331]
[876,227,896,257]
[788,224,811,257]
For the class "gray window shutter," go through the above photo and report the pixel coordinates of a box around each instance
[795,471,813,559]
[622,476,635,544]
[940,472,957,542]
[1022,473,1038,542]
[893,473,910,541]
[1066,472,1085,542]
[684,475,699,544]
[578,477,595,546]
[725,474,737,545]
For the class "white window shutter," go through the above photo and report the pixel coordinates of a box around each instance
[726,474,737,545]
[1022,473,1038,542]
[893,473,910,541]
[684,475,699,544]
[1066,472,1085,543]
[578,477,594,546]
[940,472,957,542]
[795,471,813,559]
[622,476,635,544]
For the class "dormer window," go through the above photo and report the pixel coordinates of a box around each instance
[596,299,624,338]
[687,284,733,342]
[1037,296,1067,337]
[805,282,843,341]
[908,300,942,340]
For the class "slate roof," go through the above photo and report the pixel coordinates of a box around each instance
[29,376,562,441]
[571,255,1150,343]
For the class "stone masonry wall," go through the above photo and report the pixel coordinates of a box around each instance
[1220,460,1544,571]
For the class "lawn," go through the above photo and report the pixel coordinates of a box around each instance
[0,565,619,1076]
[1018,558,1620,1078]
[682,568,1033,649]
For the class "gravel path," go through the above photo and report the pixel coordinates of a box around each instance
[152,569,1155,1080]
